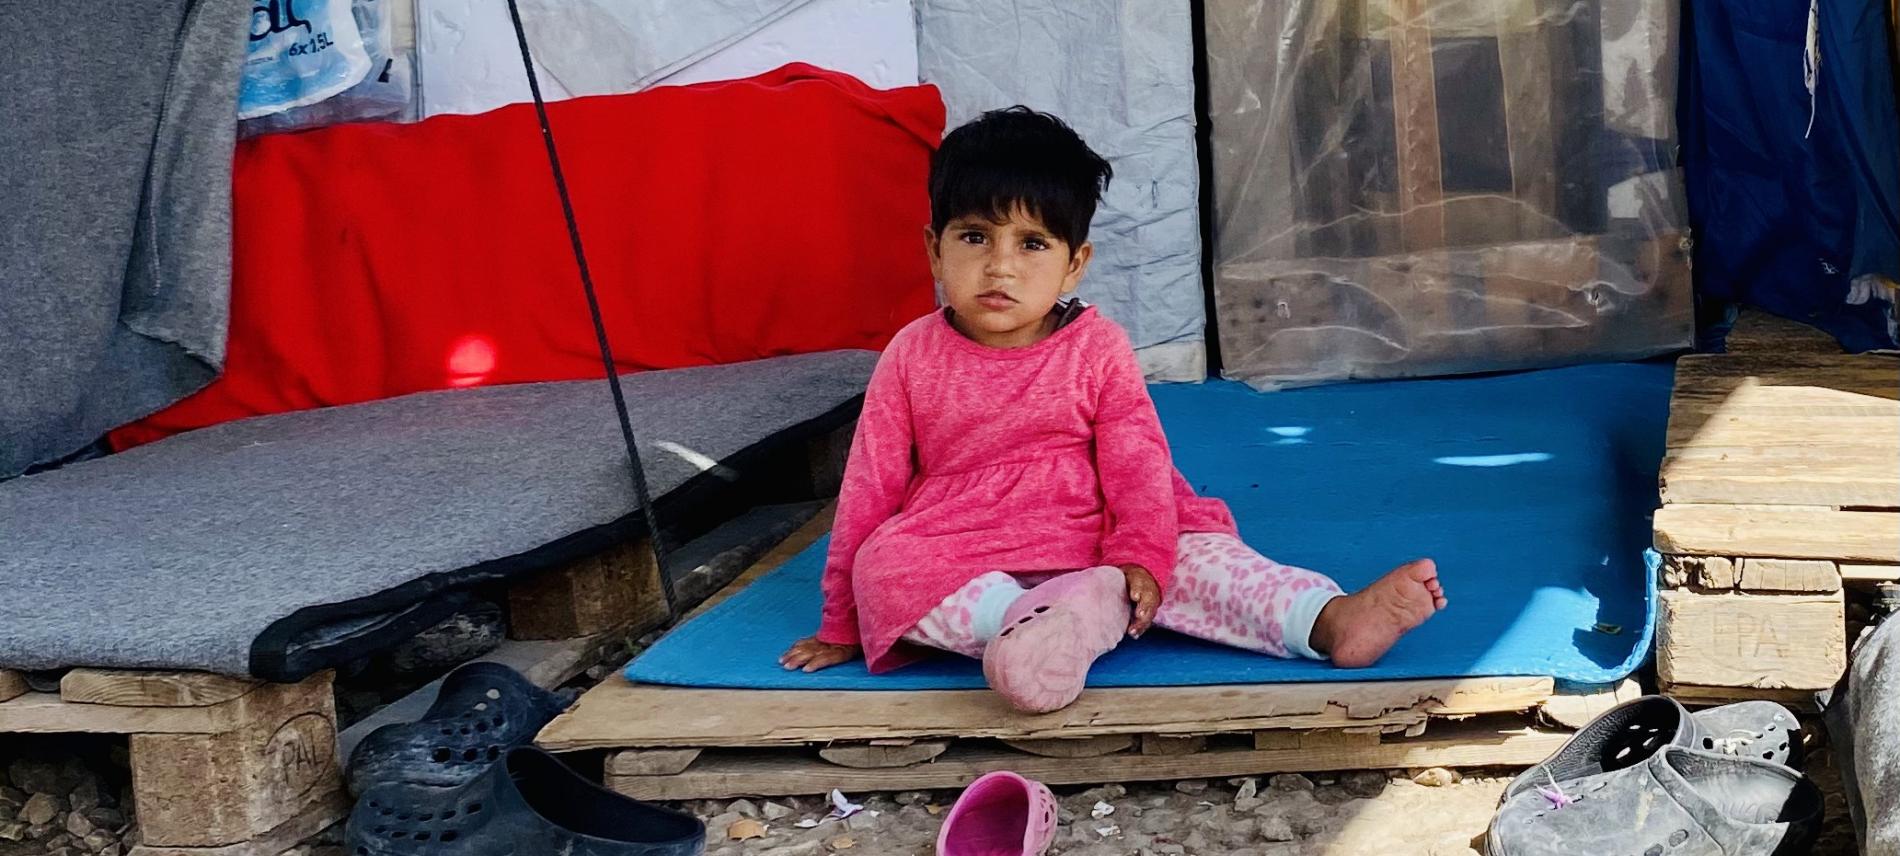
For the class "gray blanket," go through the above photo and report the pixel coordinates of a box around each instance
[0,0,248,478]
[0,352,872,679]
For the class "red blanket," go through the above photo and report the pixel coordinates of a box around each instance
[113,65,942,448]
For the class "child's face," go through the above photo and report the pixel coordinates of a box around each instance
[927,206,1092,348]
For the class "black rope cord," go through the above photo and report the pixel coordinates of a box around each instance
[504,0,676,617]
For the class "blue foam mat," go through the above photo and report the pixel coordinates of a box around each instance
[629,362,1673,690]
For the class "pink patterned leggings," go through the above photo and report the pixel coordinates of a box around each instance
[901,532,1345,660]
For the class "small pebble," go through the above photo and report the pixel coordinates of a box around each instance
[1256,814,1297,841]
[66,811,95,839]
[1172,780,1208,796]
[761,802,795,820]
[1413,767,1461,788]
[0,822,24,842]
[726,817,766,841]
[21,793,60,826]
[729,799,760,817]
[1267,774,1314,792]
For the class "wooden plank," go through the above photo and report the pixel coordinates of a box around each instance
[1671,353,1898,395]
[1842,564,1900,584]
[0,686,290,735]
[127,789,349,856]
[536,674,1556,752]
[1738,558,1842,592]
[1389,0,1446,252]
[60,670,260,708]
[1664,555,1738,589]
[1656,590,1846,692]
[605,718,1571,801]
[1653,505,1900,562]
[1140,734,1208,756]
[1254,728,1382,751]
[1660,683,1822,710]
[818,741,950,769]
[1001,735,1135,758]
[1495,0,1559,242]
[1538,679,1643,729]
[0,670,25,704]
[508,536,668,640]
[606,748,705,777]
[130,672,342,848]
[1722,310,1844,355]
[1660,450,1900,508]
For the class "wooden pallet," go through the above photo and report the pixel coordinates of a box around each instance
[1654,333,1900,700]
[601,716,1574,801]
[0,528,673,855]
[0,668,344,856]
[538,675,1622,800]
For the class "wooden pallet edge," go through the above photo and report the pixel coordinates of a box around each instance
[61,669,261,708]
[536,674,1557,752]
[0,669,25,704]
[0,671,327,736]
[602,716,1571,801]
[1653,504,1900,563]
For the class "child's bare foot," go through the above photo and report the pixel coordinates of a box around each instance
[1310,559,1446,668]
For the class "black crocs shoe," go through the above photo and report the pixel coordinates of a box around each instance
[1488,746,1823,856]
[1506,696,1799,801]
[348,662,570,796]
[345,746,705,856]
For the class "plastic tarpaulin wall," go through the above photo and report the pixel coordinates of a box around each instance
[916,0,1209,382]
[1681,0,1900,352]
[417,0,918,118]
[1205,0,1693,389]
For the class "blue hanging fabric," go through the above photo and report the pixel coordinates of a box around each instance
[1681,0,1900,351]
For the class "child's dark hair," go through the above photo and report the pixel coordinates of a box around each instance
[928,106,1113,252]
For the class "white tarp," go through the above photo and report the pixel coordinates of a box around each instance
[417,0,918,117]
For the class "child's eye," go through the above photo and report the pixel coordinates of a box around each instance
[958,231,986,245]
[1024,237,1049,251]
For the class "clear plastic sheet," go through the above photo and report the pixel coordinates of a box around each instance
[1205,0,1692,389]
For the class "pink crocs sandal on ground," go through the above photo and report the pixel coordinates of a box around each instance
[936,771,1059,856]
[982,565,1129,713]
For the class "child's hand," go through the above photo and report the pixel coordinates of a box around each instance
[780,637,861,672]
[1119,565,1161,638]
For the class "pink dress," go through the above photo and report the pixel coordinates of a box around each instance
[815,307,1238,672]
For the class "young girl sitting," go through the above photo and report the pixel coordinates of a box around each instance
[780,107,1448,713]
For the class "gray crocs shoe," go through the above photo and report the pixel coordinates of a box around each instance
[1506,696,1800,801]
[1688,701,1803,767]
[1488,746,1823,856]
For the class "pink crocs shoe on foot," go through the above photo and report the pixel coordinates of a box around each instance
[935,771,1059,856]
[982,566,1129,713]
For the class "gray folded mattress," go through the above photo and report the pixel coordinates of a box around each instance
[0,351,873,680]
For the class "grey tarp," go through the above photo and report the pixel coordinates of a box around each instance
[1827,613,1900,855]
[0,0,250,477]
[916,0,1209,381]
[0,352,872,680]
